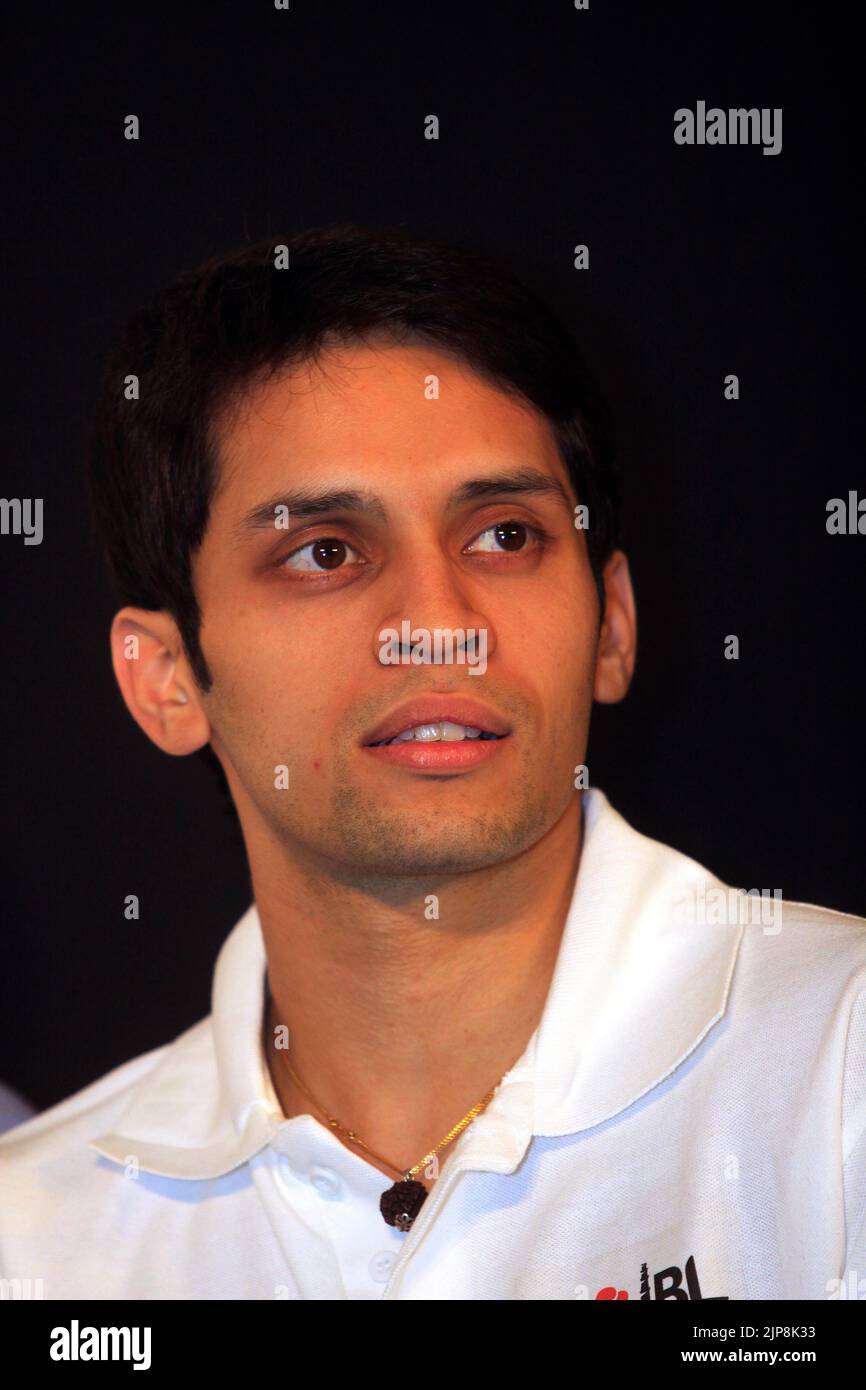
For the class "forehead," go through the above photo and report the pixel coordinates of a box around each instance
[211,339,568,503]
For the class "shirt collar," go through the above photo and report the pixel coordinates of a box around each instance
[530,787,742,1135]
[89,787,743,1179]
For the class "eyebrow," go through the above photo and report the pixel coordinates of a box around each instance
[233,467,575,542]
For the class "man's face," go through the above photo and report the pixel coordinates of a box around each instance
[191,338,604,879]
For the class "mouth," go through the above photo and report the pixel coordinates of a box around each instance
[362,716,512,772]
[361,699,513,772]
[367,722,505,748]
[362,700,512,749]
[364,730,510,770]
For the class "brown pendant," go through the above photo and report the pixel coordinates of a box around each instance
[380,1178,428,1231]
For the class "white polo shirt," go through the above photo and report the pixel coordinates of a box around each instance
[2,787,864,1300]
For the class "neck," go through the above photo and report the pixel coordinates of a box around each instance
[254,794,585,1177]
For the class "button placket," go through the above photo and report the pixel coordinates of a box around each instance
[368,1250,397,1283]
[308,1165,343,1199]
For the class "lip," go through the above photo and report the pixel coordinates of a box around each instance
[361,698,512,747]
[363,736,510,771]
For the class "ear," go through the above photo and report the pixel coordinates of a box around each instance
[109,607,212,756]
[593,550,638,704]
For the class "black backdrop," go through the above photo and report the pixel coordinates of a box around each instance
[2,1,862,1111]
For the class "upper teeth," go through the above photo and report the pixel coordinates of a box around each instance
[377,721,488,746]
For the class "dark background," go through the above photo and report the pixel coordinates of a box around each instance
[2,1,862,1111]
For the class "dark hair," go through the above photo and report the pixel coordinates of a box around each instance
[85,220,621,695]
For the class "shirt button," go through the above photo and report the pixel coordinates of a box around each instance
[308,1165,342,1198]
[368,1250,396,1283]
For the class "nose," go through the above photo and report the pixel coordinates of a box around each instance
[371,540,494,672]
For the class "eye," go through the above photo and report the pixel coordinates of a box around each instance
[281,536,362,573]
[464,520,547,554]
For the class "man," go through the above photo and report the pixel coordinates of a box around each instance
[1,224,864,1300]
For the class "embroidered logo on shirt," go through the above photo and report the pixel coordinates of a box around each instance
[595,1254,728,1300]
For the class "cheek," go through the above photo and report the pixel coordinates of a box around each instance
[522,591,598,725]
[206,613,350,753]
[203,618,297,734]
[514,588,593,678]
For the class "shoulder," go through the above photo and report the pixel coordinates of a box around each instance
[616,796,866,1063]
[732,893,866,997]
[0,1081,36,1134]
[0,1044,166,1170]
[0,1016,211,1176]
[765,895,866,937]
[0,1016,221,1293]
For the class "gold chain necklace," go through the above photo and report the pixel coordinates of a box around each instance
[273,1036,498,1232]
